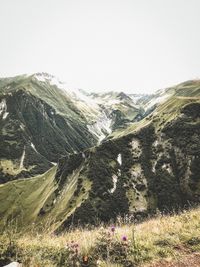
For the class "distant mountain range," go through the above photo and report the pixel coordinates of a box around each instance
[0,73,148,182]
[0,73,200,230]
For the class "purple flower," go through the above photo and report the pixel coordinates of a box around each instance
[122,235,127,241]
[111,226,115,233]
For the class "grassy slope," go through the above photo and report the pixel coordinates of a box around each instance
[110,80,200,139]
[0,74,98,182]
[1,207,200,266]
[0,75,81,121]
[0,155,92,231]
[0,74,97,142]
[0,166,57,228]
[40,164,92,231]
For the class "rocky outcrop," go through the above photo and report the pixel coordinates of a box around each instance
[3,262,22,267]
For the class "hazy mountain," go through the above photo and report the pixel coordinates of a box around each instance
[0,75,200,231]
[89,91,145,128]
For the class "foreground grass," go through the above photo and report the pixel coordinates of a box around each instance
[1,208,200,266]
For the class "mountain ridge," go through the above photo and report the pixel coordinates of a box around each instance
[0,73,147,183]
[0,74,200,230]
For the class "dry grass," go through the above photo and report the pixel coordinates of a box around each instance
[1,207,200,266]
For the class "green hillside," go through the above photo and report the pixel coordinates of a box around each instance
[0,74,98,183]
[0,80,200,231]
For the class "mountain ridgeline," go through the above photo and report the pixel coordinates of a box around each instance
[0,73,145,183]
[0,74,200,230]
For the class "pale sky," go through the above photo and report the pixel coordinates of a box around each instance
[0,0,200,93]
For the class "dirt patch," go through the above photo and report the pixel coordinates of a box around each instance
[144,252,200,267]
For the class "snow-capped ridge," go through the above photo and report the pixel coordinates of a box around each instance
[33,72,100,111]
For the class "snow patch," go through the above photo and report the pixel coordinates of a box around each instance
[20,147,25,169]
[87,112,112,142]
[109,174,118,194]
[20,124,25,131]
[117,154,122,165]
[31,143,38,153]
[34,73,99,109]
[3,112,9,119]
[35,74,46,82]
[152,161,156,173]
[129,94,144,103]
[0,99,9,119]
[34,73,102,120]
[144,92,171,111]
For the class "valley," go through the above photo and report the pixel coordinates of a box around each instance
[0,74,200,232]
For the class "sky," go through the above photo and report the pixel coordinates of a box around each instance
[0,0,200,93]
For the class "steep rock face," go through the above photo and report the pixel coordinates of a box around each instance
[0,89,96,183]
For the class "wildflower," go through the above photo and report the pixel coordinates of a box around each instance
[111,225,115,233]
[122,235,127,242]
[82,255,89,264]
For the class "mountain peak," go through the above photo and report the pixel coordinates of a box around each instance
[32,72,57,82]
[116,91,131,101]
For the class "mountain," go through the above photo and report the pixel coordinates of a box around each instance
[0,73,99,183]
[89,91,145,130]
[0,76,200,231]
[0,73,145,183]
